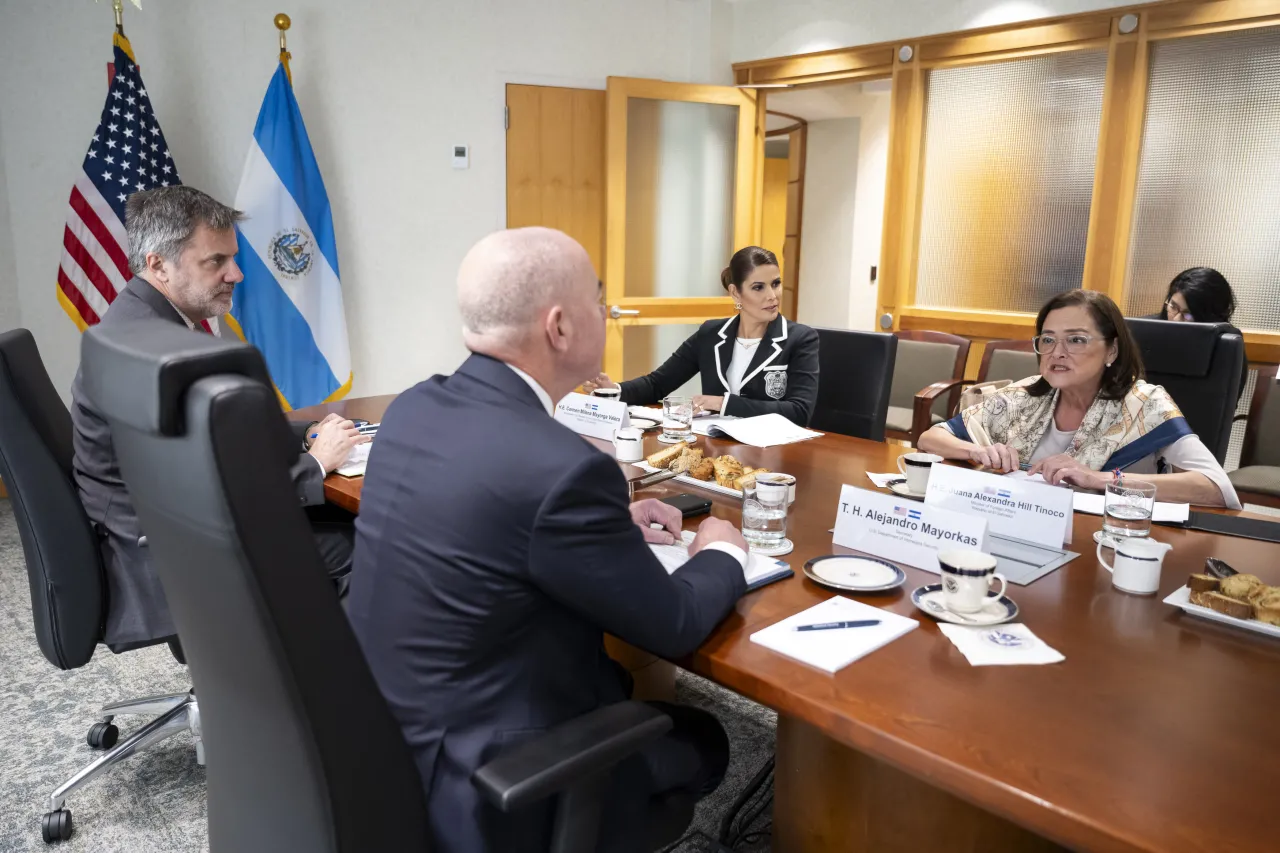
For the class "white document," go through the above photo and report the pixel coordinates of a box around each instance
[649,531,791,590]
[865,472,903,488]
[749,596,918,673]
[1071,492,1190,523]
[925,465,1074,546]
[699,413,823,447]
[832,485,987,574]
[335,443,371,477]
[937,623,1065,666]
[691,416,738,437]
[554,392,628,441]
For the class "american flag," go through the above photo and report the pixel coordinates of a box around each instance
[56,34,182,330]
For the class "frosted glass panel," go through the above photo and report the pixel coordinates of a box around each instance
[914,51,1107,312]
[1124,27,1280,331]
[625,99,737,298]
[622,324,702,400]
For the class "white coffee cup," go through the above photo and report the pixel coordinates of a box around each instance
[612,426,644,463]
[897,452,943,493]
[1097,536,1172,595]
[592,386,621,401]
[938,549,1007,613]
[754,472,797,505]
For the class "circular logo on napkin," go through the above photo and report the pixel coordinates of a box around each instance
[983,630,1026,649]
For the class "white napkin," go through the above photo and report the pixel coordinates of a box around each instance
[865,472,903,488]
[937,623,1064,666]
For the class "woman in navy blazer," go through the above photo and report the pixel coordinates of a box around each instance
[583,246,820,426]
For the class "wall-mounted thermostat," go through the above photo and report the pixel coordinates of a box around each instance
[452,145,469,170]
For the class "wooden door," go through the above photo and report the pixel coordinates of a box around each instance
[602,77,766,379]
[505,84,606,274]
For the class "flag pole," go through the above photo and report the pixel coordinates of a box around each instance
[275,13,293,86]
[112,0,124,34]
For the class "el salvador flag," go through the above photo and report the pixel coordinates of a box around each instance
[228,63,351,410]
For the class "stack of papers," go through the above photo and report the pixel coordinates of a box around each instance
[335,443,371,478]
[937,623,1064,666]
[749,596,917,673]
[649,530,792,591]
[1071,492,1190,523]
[695,413,823,448]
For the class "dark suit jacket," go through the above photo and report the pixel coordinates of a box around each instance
[618,314,820,425]
[70,277,324,648]
[346,353,745,853]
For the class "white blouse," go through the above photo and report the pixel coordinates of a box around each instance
[725,337,762,395]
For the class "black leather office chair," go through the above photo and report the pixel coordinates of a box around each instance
[0,329,200,844]
[809,328,897,442]
[1125,319,1245,464]
[79,320,682,853]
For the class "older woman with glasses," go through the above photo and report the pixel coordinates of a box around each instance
[918,289,1239,508]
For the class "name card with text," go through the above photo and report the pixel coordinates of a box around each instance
[924,464,1074,546]
[833,485,988,574]
[554,392,628,441]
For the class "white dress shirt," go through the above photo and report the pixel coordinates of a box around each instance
[504,362,746,567]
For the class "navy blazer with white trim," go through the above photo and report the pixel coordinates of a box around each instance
[618,314,820,426]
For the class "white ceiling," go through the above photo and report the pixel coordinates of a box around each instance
[765,79,891,128]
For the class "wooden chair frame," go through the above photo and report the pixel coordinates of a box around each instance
[888,330,971,444]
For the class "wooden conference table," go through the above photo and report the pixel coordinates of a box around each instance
[292,395,1280,853]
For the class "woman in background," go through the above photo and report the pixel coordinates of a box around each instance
[919,289,1239,508]
[1151,266,1246,400]
[583,246,820,426]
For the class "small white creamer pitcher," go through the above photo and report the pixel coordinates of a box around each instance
[1097,536,1172,595]
[612,426,644,463]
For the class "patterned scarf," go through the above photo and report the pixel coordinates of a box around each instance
[951,376,1187,471]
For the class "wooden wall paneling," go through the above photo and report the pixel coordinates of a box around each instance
[737,45,896,85]
[1146,0,1280,35]
[877,50,926,331]
[785,124,807,321]
[571,88,606,274]
[1082,17,1149,299]
[918,18,1112,62]
[505,84,543,231]
[761,158,790,264]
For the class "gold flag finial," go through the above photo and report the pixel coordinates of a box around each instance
[275,13,293,85]
[112,0,125,34]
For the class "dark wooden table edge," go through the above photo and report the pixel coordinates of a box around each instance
[685,647,1155,853]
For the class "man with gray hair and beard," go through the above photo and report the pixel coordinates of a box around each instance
[70,185,366,652]
[347,227,749,852]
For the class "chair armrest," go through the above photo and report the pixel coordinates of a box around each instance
[472,701,673,813]
[912,380,964,441]
[1233,413,1249,423]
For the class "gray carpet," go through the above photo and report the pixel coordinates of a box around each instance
[0,500,775,852]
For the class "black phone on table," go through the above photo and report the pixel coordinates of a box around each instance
[659,493,712,518]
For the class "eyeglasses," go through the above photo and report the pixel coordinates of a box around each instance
[1032,333,1099,355]
[1164,300,1194,322]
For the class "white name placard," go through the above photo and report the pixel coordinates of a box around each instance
[833,485,988,573]
[924,465,1074,546]
[554,392,628,441]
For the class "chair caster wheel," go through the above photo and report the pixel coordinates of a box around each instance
[41,809,73,843]
[87,722,119,749]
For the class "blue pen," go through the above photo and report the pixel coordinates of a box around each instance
[794,619,881,632]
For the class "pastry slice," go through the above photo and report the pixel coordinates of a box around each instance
[1204,592,1253,620]
[645,442,688,469]
[688,458,715,481]
[1218,574,1263,601]
[669,447,704,474]
[1187,574,1220,594]
[1253,592,1280,626]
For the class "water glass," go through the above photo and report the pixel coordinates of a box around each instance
[661,395,693,442]
[742,476,789,550]
[1103,478,1156,538]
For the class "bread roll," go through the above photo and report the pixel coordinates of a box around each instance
[1218,574,1263,600]
[1187,574,1219,594]
[688,458,715,481]
[645,442,688,469]
[1254,592,1280,626]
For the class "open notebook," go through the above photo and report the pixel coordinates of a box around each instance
[649,530,793,591]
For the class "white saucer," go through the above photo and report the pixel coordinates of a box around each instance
[1093,530,1119,549]
[803,555,906,592]
[748,538,794,557]
[656,434,691,444]
[889,481,927,501]
[910,584,1018,626]
[629,417,659,431]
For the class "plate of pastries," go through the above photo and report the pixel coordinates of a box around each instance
[642,441,768,496]
[1164,558,1280,638]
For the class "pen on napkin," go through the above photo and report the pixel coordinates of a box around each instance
[794,619,881,632]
